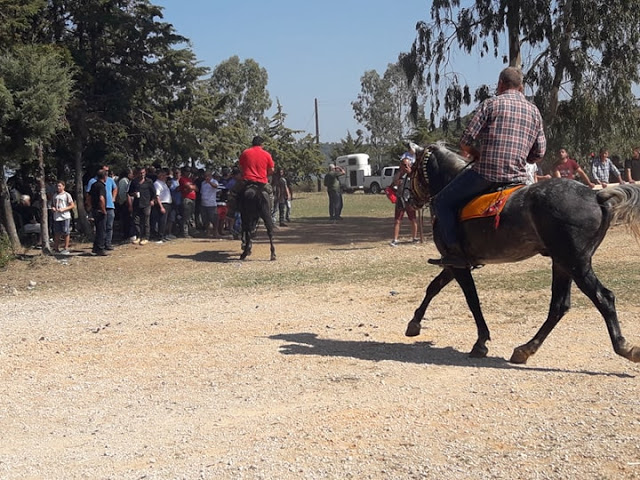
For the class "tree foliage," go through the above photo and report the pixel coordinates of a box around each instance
[401,0,640,157]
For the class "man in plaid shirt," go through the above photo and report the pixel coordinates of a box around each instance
[429,67,546,268]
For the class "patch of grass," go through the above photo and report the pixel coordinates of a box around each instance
[292,191,391,219]
[0,233,14,269]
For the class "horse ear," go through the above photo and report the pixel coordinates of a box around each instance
[409,142,424,153]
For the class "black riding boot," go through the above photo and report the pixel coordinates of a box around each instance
[428,243,470,269]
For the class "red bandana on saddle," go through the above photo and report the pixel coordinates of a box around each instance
[459,185,524,228]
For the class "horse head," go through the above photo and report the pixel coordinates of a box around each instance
[410,142,470,207]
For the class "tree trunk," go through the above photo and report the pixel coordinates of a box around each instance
[0,161,22,252]
[72,137,92,237]
[506,0,522,69]
[37,142,53,255]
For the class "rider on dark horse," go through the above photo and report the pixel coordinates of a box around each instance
[226,135,275,220]
[429,66,547,268]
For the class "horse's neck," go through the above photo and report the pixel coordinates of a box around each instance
[427,154,466,195]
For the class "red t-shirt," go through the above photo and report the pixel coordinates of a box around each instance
[239,146,274,184]
[554,158,580,179]
[179,176,196,200]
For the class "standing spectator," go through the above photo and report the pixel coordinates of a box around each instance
[128,166,156,245]
[151,168,172,242]
[390,157,418,246]
[168,167,182,238]
[591,148,623,188]
[89,169,108,256]
[116,168,134,242]
[193,168,206,233]
[86,165,117,250]
[275,168,291,227]
[625,147,640,183]
[179,166,197,238]
[551,148,594,187]
[51,180,74,254]
[216,166,232,235]
[324,164,345,220]
[200,171,219,238]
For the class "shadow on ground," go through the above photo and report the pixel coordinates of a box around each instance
[268,332,634,378]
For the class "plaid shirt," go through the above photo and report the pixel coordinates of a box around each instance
[591,158,621,183]
[461,90,546,183]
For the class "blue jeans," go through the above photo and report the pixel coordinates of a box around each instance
[433,169,493,246]
[105,208,115,248]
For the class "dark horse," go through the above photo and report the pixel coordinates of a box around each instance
[406,142,640,364]
[239,183,276,261]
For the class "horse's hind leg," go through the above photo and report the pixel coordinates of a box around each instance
[452,268,491,358]
[572,265,640,362]
[261,194,276,261]
[239,229,252,260]
[510,263,572,364]
[406,269,455,337]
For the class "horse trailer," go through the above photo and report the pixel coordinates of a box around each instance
[335,153,371,192]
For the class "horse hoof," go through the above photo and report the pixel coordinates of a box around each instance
[469,344,488,358]
[509,347,529,364]
[270,255,276,261]
[405,322,421,337]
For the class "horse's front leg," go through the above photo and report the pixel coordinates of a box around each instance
[405,268,455,337]
[452,268,491,358]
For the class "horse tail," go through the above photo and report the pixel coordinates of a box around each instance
[597,184,640,240]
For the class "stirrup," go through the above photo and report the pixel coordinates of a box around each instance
[428,255,470,269]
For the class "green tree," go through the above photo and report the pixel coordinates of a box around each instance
[42,0,204,234]
[333,130,367,157]
[266,100,324,182]
[0,45,73,252]
[207,56,272,132]
[0,0,46,50]
[401,0,640,155]
[352,62,417,164]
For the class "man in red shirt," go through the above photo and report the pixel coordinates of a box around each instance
[551,148,594,187]
[227,136,275,218]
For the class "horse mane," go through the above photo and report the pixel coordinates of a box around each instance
[429,141,469,174]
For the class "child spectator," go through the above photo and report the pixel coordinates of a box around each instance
[51,180,75,254]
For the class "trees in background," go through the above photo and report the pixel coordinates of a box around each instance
[0,46,73,252]
[398,0,640,159]
[0,1,320,250]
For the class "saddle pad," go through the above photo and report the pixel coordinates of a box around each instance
[460,185,524,221]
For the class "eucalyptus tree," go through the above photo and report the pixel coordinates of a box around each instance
[206,56,272,133]
[352,62,417,164]
[401,0,640,154]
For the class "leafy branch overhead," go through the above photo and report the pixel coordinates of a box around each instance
[399,0,640,158]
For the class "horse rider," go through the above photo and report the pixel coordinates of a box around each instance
[429,66,547,268]
[226,135,275,220]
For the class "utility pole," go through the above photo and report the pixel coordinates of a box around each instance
[315,98,322,192]
[314,98,320,144]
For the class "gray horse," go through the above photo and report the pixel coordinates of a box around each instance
[406,143,640,364]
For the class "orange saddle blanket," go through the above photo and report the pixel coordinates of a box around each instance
[459,185,524,222]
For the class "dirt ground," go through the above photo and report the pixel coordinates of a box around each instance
[1,217,640,479]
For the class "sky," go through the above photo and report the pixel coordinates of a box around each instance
[153,0,500,143]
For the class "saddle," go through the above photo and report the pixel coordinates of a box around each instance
[459,185,524,227]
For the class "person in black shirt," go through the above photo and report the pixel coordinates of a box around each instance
[625,147,640,183]
[90,169,108,255]
[127,166,157,245]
